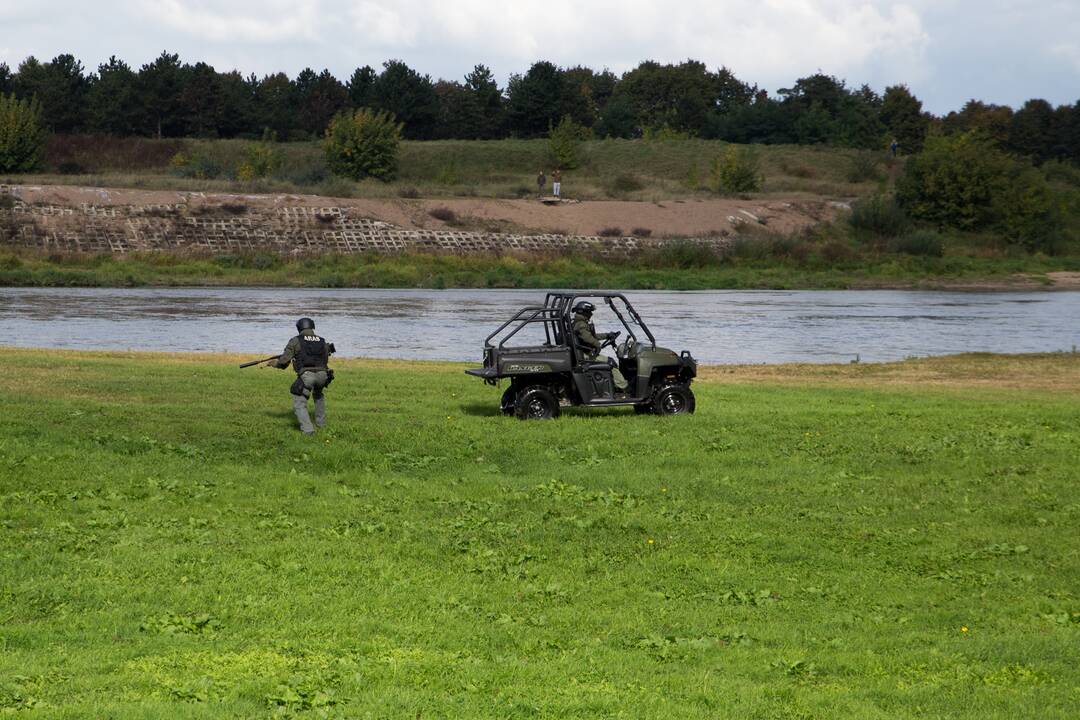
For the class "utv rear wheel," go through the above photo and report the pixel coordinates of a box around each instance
[515,386,560,420]
[652,383,695,416]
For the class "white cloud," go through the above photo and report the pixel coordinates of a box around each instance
[336,0,929,90]
[1049,43,1080,73]
[1,0,1077,112]
[147,0,323,43]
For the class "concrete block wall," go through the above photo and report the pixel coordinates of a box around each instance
[1,186,715,257]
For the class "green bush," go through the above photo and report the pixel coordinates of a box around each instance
[709,146,761,194]
[168,151,223,180]
[652,240,722,268]
[0,94,45,172]
[848,195,909,239]
[896,131,1064,251]
[1041,159,1080,187]
[846,152,881,183]
[237,132,282,181]
[324,109,402,181]
[889,229,944,257]
[548,115,590,170]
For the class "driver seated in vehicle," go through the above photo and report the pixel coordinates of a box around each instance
[571,301,629,394]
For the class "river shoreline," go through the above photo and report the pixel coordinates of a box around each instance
[2,250,1079,292]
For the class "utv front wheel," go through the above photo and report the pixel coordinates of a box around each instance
[515,386,560,420]
[652,383,695,416]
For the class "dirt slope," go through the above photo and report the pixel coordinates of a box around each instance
[9,184,844,238]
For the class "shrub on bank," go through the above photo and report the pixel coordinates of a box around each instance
[897,131,1064,253]
[846,152,881,183]
[848,194,909,239]
[889,229,945,257]
[709,146,762,193]
[325,109,402,181]
[0,93,45,172]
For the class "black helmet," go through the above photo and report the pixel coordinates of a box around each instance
[572,301,595,315]
[296,317,315,332]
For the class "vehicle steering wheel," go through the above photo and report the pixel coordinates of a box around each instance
[601,331,620,350]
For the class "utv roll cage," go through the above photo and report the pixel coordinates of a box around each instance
[483,292,657,351]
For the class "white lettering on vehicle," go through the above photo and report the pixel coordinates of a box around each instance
[506,364,549,373]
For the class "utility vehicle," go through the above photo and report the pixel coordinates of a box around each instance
[466,292,697,419]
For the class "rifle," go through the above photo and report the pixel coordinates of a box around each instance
[239,355,280,368]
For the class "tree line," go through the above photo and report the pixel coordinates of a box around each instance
[0,52,1077,163]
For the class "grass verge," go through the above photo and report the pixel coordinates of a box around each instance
[2,247,1079,290]
[1,350,1079,717]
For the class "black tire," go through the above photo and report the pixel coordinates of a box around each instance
[515,386,560,420]
[652,383,695,416]
[500,387,516,415]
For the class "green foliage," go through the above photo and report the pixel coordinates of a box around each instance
[547,114,589,170]
[372,60,439,140]
[846,151,882,182]
[643,125,691,142]
[167,150,223,179]
[881,84,929,154]
[848,194,909,239]
[708,145,761,193]
[889,229,945,256]
[0,93,45,172]
[506,61,564,138]
[236,130,282,181]
[324,108,402,181]
[897,132,1064,251]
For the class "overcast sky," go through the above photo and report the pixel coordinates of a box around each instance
[1,0,1077,115]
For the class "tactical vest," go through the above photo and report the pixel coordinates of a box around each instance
[294,333,329,372]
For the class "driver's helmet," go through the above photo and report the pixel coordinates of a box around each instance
[572,301,595,316]
[296,317,316,332]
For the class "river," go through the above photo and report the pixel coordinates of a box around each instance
[1,287,1077,364]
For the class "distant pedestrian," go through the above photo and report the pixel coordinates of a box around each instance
[552,168,562,198]
[536,170,546,196]
[890,138,898,157]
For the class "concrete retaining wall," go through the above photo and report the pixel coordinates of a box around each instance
[0,185,699,257]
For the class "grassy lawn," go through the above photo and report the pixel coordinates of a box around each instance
[2,350,1079,717]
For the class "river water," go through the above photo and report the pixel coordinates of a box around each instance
[1,287,1077,364]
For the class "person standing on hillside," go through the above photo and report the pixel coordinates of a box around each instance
[267,317,336,435]
[552,168,562,198]
[536,169,546,196]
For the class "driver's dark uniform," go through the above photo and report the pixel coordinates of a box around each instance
[572,312,628,391]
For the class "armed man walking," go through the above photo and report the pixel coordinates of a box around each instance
[571,301,628,394]
[268,317,336,435]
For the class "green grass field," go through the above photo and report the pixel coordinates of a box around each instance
[2,350,1079,717]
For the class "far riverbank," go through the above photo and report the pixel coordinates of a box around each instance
[2,250,1079,292]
